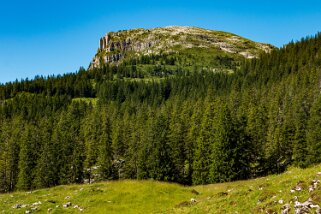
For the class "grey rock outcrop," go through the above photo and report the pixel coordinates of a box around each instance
[89,26,274,69]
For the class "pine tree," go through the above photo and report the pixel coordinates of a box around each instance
[34,117,58,188]
[185,100,203,184]
[83,108,101,181]
[246,100,268,176]
[0,119,20,192]
[17,124,39,190]
[209,103,237,182]
[192,101,215,185]
[306,95,321,164]
[292,94,310,167]
[168,103,187,183]
[97,110,113,180]
[146,112,173,181]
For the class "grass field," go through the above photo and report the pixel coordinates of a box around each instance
[1,164,321,213]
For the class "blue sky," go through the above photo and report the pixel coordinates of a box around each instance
[1,0,321,83]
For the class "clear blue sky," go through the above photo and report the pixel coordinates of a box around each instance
[1,0,321,83]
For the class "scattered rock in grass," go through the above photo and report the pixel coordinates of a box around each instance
[295,206,310,214]
[74,206,85,212]
[190,198,197,203]
[63,202,72,208]
[317,172,321,176]
[32,201,41,206]
[278,199,284,204]
[281,204,291,214]
[294,198,320,214]
[12,204,22,209]
[292,181,306,193]
[31,207,37,211]
[191,189,199,195]
[294,201,301,207]
[295,186,302,191]
[48,208,53,212]
[309,185,314,193]
[56,205,59,208]
[312,180,320,189]
[25,210,31,214]
[65,196,71,200]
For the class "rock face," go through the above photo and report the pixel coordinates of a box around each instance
[90,26,274,69]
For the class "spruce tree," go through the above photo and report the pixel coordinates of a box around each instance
[306,95,321,164]
[17,125,38,190]
[209,103,237,182]
[97,110,113,180]
[192,101,215,185]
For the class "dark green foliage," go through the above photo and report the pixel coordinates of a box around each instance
[146,112,174,181]
[209,103,252,183]
[33,117,57,188]
[97,109,113,180]
[1,33,321,192]
[192,101,215,185]
[306,95,321,165]
[17,124,40,190]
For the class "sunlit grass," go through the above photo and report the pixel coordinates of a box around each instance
[1,165,321,213]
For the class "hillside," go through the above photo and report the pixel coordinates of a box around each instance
[1,165,321,213]
[90,26,274,70]
[1,29,321,207]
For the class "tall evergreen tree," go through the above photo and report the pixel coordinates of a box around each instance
[97,110,113,180]
[192,101,215,185]
[306,95,321,164]
[17,124,39,190]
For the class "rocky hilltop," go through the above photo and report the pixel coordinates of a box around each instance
[90,26,274,68]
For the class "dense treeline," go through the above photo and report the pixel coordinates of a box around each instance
[0,33,321,192]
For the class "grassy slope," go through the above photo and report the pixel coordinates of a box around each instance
[1,165,321,213]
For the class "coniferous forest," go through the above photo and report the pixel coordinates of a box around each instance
[1,33,321,193]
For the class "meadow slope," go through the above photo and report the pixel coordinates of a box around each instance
[1,165,321,213]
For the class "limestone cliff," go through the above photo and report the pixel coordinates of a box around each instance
[90,26,274,69]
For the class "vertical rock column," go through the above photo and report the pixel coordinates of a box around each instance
[99,35,110,50]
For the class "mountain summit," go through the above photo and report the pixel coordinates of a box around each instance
[90,26,274,68]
